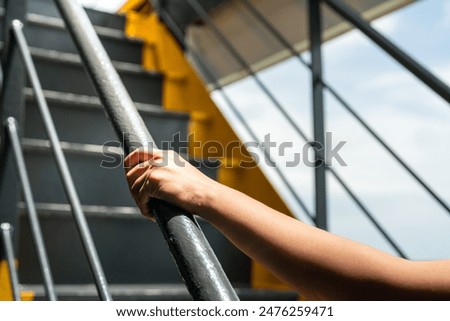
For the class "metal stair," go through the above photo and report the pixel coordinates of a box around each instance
[0,0,297,300]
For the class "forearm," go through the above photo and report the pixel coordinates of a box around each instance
[197,182,445,300]
[125,149,450,300]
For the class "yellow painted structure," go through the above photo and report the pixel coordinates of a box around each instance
[0,260,34,301]
[120,1,297,292]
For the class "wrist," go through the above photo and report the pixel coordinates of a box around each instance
[191,178,223,218]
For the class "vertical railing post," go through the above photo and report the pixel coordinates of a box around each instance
[308,0,327,230]
[0,0,27,258]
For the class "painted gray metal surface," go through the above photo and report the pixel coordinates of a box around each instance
[0,0,127,31]
[24,91,188,147]
[308,0,327,230]
[29,49,162,105]
[25,284,297,301]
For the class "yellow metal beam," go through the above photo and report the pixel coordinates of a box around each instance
[0,260,34,301]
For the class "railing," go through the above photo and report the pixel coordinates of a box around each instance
[158,0,450,258]
[5,116,57,300]
[53,0,238,301]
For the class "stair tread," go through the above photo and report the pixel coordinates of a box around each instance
[22,284,299,301]
[28,46,157,76]
[0,3,128,32]
[17,203,216,225]
[26,13,143,44]
[18,202,142,219]
[24,88,187,118]
[21,138,221,167]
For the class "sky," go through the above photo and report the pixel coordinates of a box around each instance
[82,0,450,260]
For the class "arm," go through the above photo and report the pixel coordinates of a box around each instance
[125,149,450,300]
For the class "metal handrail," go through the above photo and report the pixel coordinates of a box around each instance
[5,117,57,300]
[0,223,21,301]
[158,8,315,223]
[238,0,450,215]
[159,0,406,258]
[54,0,238,301]
[322,0,450,105]
[11,20,111,301]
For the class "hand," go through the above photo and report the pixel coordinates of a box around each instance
[124,148,217,219]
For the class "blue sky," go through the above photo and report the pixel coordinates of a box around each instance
[84,0,450,260]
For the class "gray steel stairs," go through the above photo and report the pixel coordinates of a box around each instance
[1,0,297,300]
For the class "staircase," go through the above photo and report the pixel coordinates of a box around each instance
[0,0,297,300]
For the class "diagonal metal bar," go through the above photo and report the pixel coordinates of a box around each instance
[11,20,111,301]
[159,8,315,223]
[5,117,57,300]
[323,0,450,105]
[238,0,450,216]
[54,0,237,301]
[0,223,21,301]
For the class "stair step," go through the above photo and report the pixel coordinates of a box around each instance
[18,202,250,286]
[20,13,143,64]
[27,47,162,105]
[23,284,299,301]
[24,88,188,146]
[21,138,219,206]
[0,0,127,31]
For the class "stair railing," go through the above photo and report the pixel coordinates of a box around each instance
[1,16,113,300]
[4,115,57,300]
[160,0,407,257]
[53,0,238,301]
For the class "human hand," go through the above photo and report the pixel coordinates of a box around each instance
[124,148,217,219]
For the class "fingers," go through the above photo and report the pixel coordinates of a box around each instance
[137,174,154,219]
[124,147,162,172]
[125,153,158,220]
[126,159,152,188]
